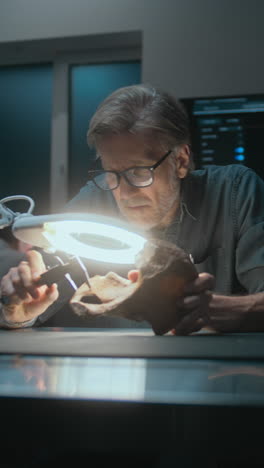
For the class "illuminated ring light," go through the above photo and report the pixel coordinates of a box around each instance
[12,213,147,265]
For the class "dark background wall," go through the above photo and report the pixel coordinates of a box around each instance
[0,0,263,98]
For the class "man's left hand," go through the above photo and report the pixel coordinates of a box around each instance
[170,272,215,335]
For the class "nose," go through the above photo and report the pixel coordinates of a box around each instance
[118,175,139,199]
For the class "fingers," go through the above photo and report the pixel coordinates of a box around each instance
[1,267,28,306]
[175,289,212,317]
[0,250,59,325]
[170,274,214,336]
[0,250,48,305]
[17,261,39,299]
[176,291,211,310]
[172,314,206,336]
[26,250,47,279]
[2,282,59,324]
[184,272,215,294]
[26,283,59,315]
[172,297,210,336]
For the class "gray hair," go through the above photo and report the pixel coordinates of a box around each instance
[87,84,192,150]
[87,84,195,171]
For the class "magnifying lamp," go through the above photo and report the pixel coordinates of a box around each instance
[12,212,147,264]
[0,195,147,288]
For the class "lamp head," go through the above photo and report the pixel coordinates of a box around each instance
[12,212,147,266]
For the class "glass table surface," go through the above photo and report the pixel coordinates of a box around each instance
[1,327,264,407]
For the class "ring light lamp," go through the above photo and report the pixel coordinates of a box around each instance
[11,212,147,265]
[0,196,148,298]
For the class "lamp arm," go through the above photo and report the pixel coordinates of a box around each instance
[0,204,14,229]
[0,195,35,229]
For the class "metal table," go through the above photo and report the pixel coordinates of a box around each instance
[0,327,264,467]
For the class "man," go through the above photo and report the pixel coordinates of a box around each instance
[1,84,264,334]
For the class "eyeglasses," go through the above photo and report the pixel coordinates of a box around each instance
[87,150,172,191]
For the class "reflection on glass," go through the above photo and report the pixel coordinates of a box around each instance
[1,355,264,407]
[55,357,146,400]
[0,356,147,401]
[0,356,55,394]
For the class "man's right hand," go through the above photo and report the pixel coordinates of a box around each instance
[0,250,59,326]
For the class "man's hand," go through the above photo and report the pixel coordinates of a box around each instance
[127,270,215,335]
[0,250,58,326]
[170,272,215,335]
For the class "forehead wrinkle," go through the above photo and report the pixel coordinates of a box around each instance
[96,133,166,167]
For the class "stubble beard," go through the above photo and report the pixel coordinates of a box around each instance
[118,173,181,232]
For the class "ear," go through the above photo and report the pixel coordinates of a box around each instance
[175,144,190,179]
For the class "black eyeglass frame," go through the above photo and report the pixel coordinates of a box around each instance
[87,149,173,191]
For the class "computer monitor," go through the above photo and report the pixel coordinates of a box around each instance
[180,94,264,179]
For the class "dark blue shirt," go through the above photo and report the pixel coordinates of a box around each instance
[66,164,264,295]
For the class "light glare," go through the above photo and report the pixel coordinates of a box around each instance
[43,220,146,264]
